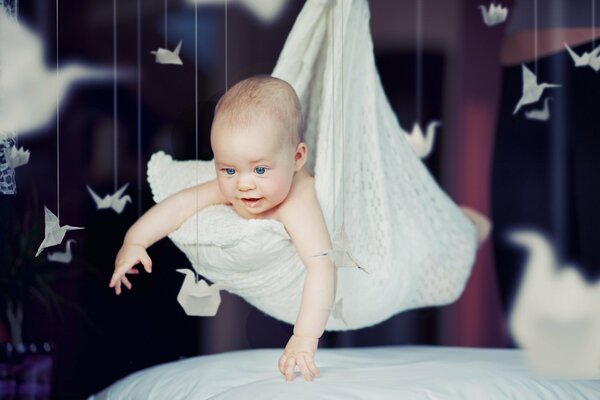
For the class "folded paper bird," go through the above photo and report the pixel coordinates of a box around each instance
[478,3,508,27]
[36,207,84,257]
[514,65,561,115]
[151,40,183,65]
[87,183,131,214]
[3,145,30,169]
[404,121,441,159]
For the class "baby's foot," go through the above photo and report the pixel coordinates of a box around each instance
[459,206,492,245]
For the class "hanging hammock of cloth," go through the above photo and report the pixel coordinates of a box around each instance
[147,0,477,331]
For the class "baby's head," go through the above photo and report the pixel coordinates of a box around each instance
[210,75,307,216]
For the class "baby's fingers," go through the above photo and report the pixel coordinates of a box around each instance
[284,357,296,382]
[306,357,319,378]
[278,355,287,376]
[140,253,153,273]
[121,275,133,290]
[296,356,313,382]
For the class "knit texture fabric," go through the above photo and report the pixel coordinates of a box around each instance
[147,0,477,330]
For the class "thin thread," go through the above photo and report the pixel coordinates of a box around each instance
[340,0,345,227]
[56,0,60,220]
[225,0,228,90]
[14,0,19,141]
[330,3,335,229]
[113,0,118,192]
[593,0,596,49]
[416,0,422,124]
[165,0,168,47]
[137,0,142,217]
[534,0,538,75]
[194,0,200,283]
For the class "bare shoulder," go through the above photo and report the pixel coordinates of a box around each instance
[275,169,318,222]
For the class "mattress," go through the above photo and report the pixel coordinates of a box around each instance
[90,346,600,399]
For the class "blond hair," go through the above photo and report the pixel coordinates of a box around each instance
[212,75,304,147]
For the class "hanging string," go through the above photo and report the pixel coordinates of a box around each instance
[593,0,596,49]
[340,0,345,229]
[136,0,142,217]
[14,0,19,144]
[329,2,335,229]
[534,0,538,75]
[56,0,60,220]
[113,0,118,192]
[225,0,228,90]
[194,0,199,284]
[416,0,422,125]
[164,0,168,48]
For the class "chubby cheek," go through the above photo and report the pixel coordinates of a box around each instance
[261,175,293,205]
[216,177,236,202]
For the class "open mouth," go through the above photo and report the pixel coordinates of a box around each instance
[241,198,263,208]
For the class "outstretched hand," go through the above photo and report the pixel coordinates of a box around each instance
[278,334,319,382]
[109,243,152,295]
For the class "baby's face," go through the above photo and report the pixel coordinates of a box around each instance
[211,117,302,218]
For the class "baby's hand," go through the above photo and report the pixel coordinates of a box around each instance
[278,334,319,382]
[109,243,152,295]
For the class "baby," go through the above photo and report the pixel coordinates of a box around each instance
[110,75,491,383]
[110,75,335,383]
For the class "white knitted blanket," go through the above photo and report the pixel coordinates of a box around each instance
[147,0,477,330]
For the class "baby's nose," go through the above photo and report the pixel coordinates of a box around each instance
[237,177,256,191]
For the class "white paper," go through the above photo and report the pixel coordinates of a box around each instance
[404,121,440,159]
[151,40,183,65]
[186,0,290,24]
[331,298,347,326]
[478,3,508,27]
[4,145,30,168]
[87,183,131,214]
[176,269,222,317]
[509,230,600,379]
[47,239,76,264]
[36,207,84,257]
[311,224,368,273]
[524,97,551,121]
[564,43,600,71]
[0,7,117,136]
[514,65,561,115]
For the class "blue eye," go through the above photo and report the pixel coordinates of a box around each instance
[254,166,267,175]
[223,168,235,176]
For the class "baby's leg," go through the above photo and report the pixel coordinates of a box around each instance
[459,206,492,246]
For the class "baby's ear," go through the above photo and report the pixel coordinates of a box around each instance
[293,142,308,171]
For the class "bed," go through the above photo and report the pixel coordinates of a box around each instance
[89,345,600,399]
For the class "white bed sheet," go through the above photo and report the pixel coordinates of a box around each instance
[90,346,600,399]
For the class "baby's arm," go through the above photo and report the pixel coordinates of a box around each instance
[277,179,337,382]
[110,179,226,294]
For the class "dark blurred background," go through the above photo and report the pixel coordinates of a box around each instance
[1,0,526,398]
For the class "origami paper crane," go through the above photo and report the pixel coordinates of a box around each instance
[151,40,183,65]
[176,269,222,316]
[186,0,290,24]
[525,97,552,121]
[311,223,368,273]
[478,3,508,27]
[331,298,347,326]
[0,7,118,136]
[86,183,131,214]
[514,65,561,115]
[404,121,441,159]
[563,43,600,70]
[509,230,600,379]
[47,239,76,264]
[36,207,84,257]
[3,145,30,169]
